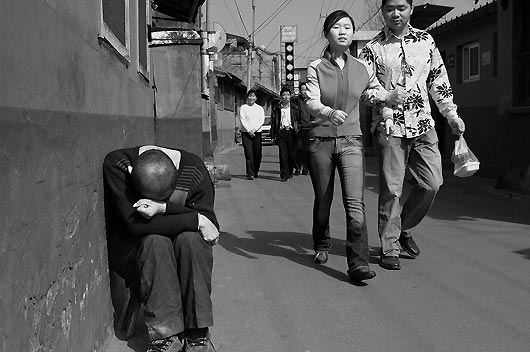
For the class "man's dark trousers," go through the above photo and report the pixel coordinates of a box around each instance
[295,129,310,173]
[109,231,213,340]
[278,128,296,179]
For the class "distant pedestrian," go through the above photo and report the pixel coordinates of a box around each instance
[292,82,311,176]
[360,0,465,270]
[306,10,391,283]
[239,89,265,180]
[270,86,299,182]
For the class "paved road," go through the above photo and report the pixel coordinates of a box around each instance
[106,145,530,352]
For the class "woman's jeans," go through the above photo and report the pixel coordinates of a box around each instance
[308,136,369,270]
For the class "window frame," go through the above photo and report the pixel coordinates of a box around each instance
[462,41,480,83]
[137,0,150,79]
[99,0,131,61]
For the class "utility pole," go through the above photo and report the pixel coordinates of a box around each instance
[246,0,255,90]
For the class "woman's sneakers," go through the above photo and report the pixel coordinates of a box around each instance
[313,251,328,264]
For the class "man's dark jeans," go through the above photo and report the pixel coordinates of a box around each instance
[109,232,213,341]
[308,136,369,270]
[295,129,310,172]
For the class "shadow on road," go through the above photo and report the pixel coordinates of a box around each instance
[363,156,530,226]
[513,247,530,260]
[231,173,281,181]
[219,231,381,285]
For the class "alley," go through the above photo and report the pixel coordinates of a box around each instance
[107,145,530,352]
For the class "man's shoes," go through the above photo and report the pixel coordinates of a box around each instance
[399,235,420,257]
[313,251,328,264]
[246,175,254,180]
[147,334,184,352]
[185,337,217,352]
[379,254,401,270]
[301,168,309,175]
[348,266,376,283]
[294,169,300,175]
[280,178,288,182]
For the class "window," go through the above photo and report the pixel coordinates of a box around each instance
[493,33,498,78]
[223,81,234,112]
[100,0,130,59]
[514,1,530,106]
[137,0,150,78]
[462,42,480,82]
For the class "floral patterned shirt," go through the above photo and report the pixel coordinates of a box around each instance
[360,24,459,138]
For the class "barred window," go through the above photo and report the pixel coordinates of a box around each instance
[100,0,130,59]
[462,42,480,83]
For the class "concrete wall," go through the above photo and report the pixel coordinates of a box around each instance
[215,106,239,151]
[152,44,204,158]
[0,0,154,350]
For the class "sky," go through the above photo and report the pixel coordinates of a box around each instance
[210,0,492,67]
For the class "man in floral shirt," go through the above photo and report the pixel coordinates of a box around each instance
[360,0,465,271]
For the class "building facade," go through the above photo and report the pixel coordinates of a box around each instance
[430,0,530,193]
[0,0,205,350]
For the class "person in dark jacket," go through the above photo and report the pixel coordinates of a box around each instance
[270,86,300,182]
[292,81,311,175]
[103,145,218,352]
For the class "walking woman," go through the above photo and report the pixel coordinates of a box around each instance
[239,89,265,180]
[305,10,391,283]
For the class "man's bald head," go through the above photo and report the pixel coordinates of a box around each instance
[131,150,177,201]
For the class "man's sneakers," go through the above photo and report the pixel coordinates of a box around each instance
[185,337,217,352]
[348,266,376,283]
[147,334,184,352]
[313,251,328,264]
[399,234,420,257]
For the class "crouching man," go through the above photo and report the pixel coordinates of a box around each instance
[103,145,219,352]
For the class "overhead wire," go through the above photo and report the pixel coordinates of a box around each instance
[223,0,246,36]
[233,0,250,37]
[252,0,295,37]
[354,4,381,32]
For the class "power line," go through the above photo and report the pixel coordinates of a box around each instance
[264,30,280,50]
[222,0,245,36]
[355,4,381,32]
[233,0,249,37]
[252,0,294,37]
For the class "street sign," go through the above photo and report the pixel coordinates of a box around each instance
[280,25,298,43]
[284,42,295,85]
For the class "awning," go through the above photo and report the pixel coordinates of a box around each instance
[152,0,205,23]
[410,3,454,29]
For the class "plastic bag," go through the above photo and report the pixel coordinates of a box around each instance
[451,135,480,177]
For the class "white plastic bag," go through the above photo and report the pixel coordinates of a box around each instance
[451,135,480,177]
